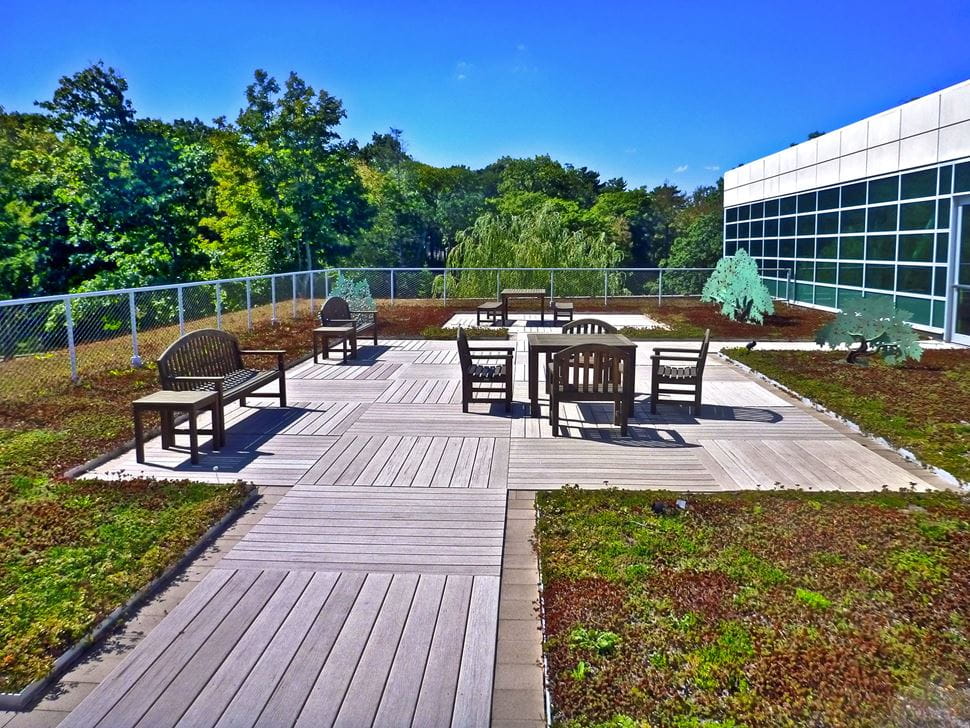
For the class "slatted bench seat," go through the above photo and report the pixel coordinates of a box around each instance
[551,300,574,323]
[157,329,287,437]
[477,300,504,326]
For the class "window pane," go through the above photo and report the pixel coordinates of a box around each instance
[936,233,949,263]
[779,239,795,257]
[867,204,898,232]
[955,162,970,193]
[817,237,838,258]
[815,284,837,306]
[897,266,932,294]
[749,239,763,257]
[764,198,780,217]
[900,201,935,230]
[865,263,895,290]
[726,207,739,223]
[841,208,865,233]
[840,236,864,259]
[898,233,934,262]
[869,176,898,203]
[935,266,948,297]
[798,192,817,212]
[764,218,778,236]
[797,214,816,236]
[867,235,897,260]
[726,224,738,240]
[780,216,796,236]
[838,264,864,287]
[816,261,837,283]
[738,205,750,221]
[780,196,797,215]
[818,187,840,210]
[897,295,931,325]
[796,261,814,281]
[900,169,936,199]
[933,301,944,329]
[750,219,764,237]
[841,182,866,207]
[797,238,815,257]
[750,202,764,219]
[738,222,749,238]
[763,239,778,257]
[817,212,838,235]
[940,165,953,195]
[838,287,864,307]
[938,199,950,228]
[794,282,814,303]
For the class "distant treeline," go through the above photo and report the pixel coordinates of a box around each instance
[0,63,723,299]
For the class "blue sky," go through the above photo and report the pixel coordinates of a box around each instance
[3,0,970,191]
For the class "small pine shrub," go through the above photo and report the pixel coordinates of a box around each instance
[329,273,375,314]
[700,251,775,324]
[815,297,922,365]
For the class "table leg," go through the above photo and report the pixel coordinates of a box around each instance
[350,331,358,358]
[529,346,539,417]
[541,295,545,323]
[161,410,173,449]
[323,335,330,360]
[210,402,222,451]
[502,297,509,326]
[188,407,200,465]
[626,348,637,416]
[134,406,145,464]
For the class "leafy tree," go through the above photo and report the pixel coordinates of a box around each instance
[815,297,922,365]
[701,250,775,324]
[440,203,622,297]
[202,69,371,275]
[495,155,601,207]
[358,128,410,171]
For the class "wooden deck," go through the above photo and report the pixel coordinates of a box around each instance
[68,319,938,727]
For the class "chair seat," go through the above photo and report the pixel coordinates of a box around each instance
[477,301,503,310]
[551,301,573,310]
[467,363,507,380]
[656,364,697,379]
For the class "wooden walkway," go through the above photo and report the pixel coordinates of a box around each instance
[69,317,939,727]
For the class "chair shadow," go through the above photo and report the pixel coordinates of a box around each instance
[639,401,784,424]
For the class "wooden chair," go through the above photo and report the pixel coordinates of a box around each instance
[547,343,629,436]
[476,300,504,326]
[561,318,617,334]
[319,296,378,348]
[457,327,514,413]
[650,329,711,415]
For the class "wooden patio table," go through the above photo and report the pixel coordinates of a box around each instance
[500,288,547,325]
[527,332,637,417]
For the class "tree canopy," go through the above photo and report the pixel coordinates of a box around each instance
[0,62,725,299]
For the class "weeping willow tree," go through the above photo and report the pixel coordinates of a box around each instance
[435,204,623,299]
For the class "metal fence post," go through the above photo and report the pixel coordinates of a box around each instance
[128,291,141,366]
[245,279,253,331]
[271,276,278,323]
[603,270,608,305]
[496,271,500,299]
[390,269,396,302]
[309,271,315,314]
[215,283,222,329]
[177,286,185,335]
[443,268,448,303]
[324,269,330,298]
[549,270,555,299]
[658,269,664,305]
[291,273,298,319]
[64,296,79,383]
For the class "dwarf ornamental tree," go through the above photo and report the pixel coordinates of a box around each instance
[815,297,922,365]
[329,272,375,313]
[700,250,775,324]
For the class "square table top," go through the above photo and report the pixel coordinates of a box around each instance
[501,288,547,296]
[133,390,219,407]
[527,333,636,350]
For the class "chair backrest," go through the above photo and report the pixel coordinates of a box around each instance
[157,329,244,390]
[561,318,617,335]
[456,327,471,372]
[319,296,352,326]
[696,329,711,379]
[552,343,626,391]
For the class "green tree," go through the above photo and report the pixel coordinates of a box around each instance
[816,297,922,365]
[701,250,774,324]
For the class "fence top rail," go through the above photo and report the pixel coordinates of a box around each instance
[0,266,725,308]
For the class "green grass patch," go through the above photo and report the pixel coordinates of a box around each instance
[536,487,970,727]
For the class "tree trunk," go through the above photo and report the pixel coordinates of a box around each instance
[846,339,869,364]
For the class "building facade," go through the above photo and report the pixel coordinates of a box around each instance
[723,80,970,344]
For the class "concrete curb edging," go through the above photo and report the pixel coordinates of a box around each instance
[719,351,967,491]
[0,487,259,711]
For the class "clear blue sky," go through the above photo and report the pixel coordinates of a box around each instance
[3,0,970,191]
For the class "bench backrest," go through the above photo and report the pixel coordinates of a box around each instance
[562,318,617,335]
[695,329,711,380]
[552,343,625,392]
[456,327,472,372]
[157,329,244,390]
[319,296,352,325]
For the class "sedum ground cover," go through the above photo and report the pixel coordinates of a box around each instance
[729,348,970,484]
[536,487,970,728]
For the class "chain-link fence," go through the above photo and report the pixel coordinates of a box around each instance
[0,266,793,394]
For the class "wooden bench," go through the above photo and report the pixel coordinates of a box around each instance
[319,296,378,347]
[157,329,287,435]
[476,301,504,326]
[551,300,574,323]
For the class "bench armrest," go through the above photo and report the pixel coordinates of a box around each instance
[323,318,358,328]
[651,354,700,362]
[469,352,513,361]
[469,344,515,351]
[652,346,703,354]
[350,309,377,316]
